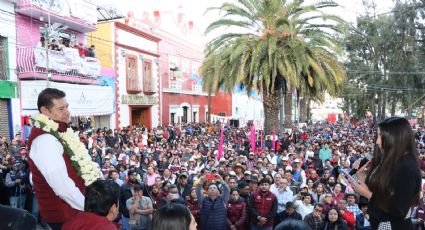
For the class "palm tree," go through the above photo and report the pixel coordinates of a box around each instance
[202,0,347,134]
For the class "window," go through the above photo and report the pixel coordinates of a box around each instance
[182,58,189,73]
[126,55,140,93]
[193,112,197,122]
[170,113,175,124]
[0,37,8,80]
[169,55,177,80]
[218,112,226,116]
[143,60,154,93]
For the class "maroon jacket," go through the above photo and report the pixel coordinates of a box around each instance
[249,191,278,227]
[62,212,117,230]
[227,198,247,230]
[27,124,86,223]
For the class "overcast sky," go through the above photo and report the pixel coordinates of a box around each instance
[106,0,395,45]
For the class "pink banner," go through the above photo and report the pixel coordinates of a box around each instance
[272,127,276,150]
[217,124,224,159]
[250,124,256,153]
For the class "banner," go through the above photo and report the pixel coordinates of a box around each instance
[34,47,101,78]
[21,80,114,116]
[250,124,256,153]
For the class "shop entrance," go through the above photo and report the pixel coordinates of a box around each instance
[131,107,151,129]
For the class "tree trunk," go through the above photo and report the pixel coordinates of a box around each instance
[207,91,212,123]
[381,91,387,120]
[263,86,281,135]
[407,91,413,119]
[306,98,312,122]
[299,95,308,123]
[391,94,396,116]
[377,92,382,121]
[284,85,293,128]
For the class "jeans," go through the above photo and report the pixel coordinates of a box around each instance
[10,194,26,209]
[251,225,272,230]
[121,215,130,230]
[32,193,39,220]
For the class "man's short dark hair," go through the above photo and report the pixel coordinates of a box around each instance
[37,88,66,112]
[84,179,120,217]
[259,178,270,185]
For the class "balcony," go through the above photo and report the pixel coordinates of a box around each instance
[169,80,182,90]
[143,76,155,95]
[192,83,203,93]
[15,0,97,33]
[17,46,101,84]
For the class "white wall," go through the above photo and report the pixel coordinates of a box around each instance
[232,92,264,127]
[0,0,21,136]
[116,31,160,128]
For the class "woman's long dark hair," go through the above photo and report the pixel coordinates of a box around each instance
[150,203,192,230]
[366,117,420,212]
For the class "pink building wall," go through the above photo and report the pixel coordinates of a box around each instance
[16,14,86,48]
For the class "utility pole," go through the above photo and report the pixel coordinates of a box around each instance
[45,0,53,87]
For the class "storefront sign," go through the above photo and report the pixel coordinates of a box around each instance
[121,95,157,105]
[20,80,114,116]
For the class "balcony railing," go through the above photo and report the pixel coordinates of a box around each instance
[192,83,203,93]
[17,46,101,81]
[169,80,182,90]
[16,0,97,33]
[143,77,155,94]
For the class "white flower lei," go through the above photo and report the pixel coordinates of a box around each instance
[31,113,101,186]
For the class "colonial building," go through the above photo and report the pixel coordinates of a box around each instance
[124,9,232,126]
[0,0,19,139]
[88,19,161,129]
[13,0,115,135]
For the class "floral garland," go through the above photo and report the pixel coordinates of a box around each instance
[31,113,101,186]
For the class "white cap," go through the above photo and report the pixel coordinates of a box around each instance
[294,159,300,163]
[282,156,289,161]
[285,166,293,171]
[244,171,252,175]
[229,171,236,176]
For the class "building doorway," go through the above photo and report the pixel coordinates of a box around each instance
[131,107,151,128]
[182,106,188,123]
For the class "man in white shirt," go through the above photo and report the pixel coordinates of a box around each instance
[272,178,294,213]
[27,88,85,230]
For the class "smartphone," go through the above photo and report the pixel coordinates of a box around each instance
[339,168,356,182]
[349,157,369,175]
[206,173,217,181]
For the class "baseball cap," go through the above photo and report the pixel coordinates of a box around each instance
[229,171,236,176]
[244,171,252,175]
[281,156,289,161]
[294,159,300,163]
[285,166,293,172]
[178,172,189,178]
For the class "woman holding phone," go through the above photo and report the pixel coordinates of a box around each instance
[350,117,421,229]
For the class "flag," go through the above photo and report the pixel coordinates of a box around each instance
[272,127,276,150]
[250,124,256,153]
[217,124,224,159]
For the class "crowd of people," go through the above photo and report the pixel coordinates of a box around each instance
[1,108,425,229]
[40,36,96,57]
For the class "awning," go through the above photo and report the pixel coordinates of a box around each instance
[0,80,18,99]
[20,80,114,116]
